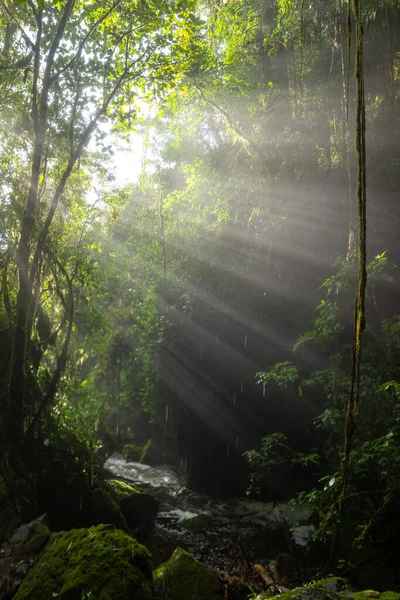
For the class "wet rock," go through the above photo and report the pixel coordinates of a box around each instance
[180,513,213,533]
[104,479,159,535]
[13,524,153,600]
[122,443,142,462]
[236,501,312,529]
[153,546,223,600]
[85,486,129,532]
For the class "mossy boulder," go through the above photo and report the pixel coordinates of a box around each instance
[122,439,157,464]
[256,578,400,600]
[180,514,213,534]
[13,524,154,600]
[122,443,142,462]
[153,547,223,600]
[104,479,159,533]
[22,519,50,554]
[86,486,129,532]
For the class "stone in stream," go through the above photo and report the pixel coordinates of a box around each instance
[153,546,223,600]
[179,513,213,533]
[13,524,154,600]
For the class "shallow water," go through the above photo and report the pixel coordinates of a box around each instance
[104,454,314,576]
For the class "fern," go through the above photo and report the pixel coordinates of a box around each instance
[293,329,317,351]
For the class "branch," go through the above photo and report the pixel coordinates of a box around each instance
[31,14,42,133]
[51,0,123,83]
[27,0,39,26]
[28,249,74,438]
[72,196,101,282]
[42,251,74,407]
[0,0,36,50]
[192,81,268,164]
[30,56,148,287]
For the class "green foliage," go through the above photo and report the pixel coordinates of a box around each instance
[13,525,153,600]
[256,362,300,389]
[246,254,400,563]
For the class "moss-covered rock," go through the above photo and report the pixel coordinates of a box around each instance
[122,444,142,462]
[23,519,50,553]
[104,479,159,534]
[153,547,223,600]
[180,514,213,534]
[86,486,129,532]
[255,578,400,600]
[13,524,154,600]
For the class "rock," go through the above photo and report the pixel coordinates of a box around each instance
[292,524,316,547]
[13,524,154,600]
[0,516,50,599]
[23,519,50,553]
[180,513,213,533]
[86,486,129,532]
[236,501,312,530]
[122,443,142,462]
[255,578,400,600]
[153,546,223,600]
[104,479,159,534]
[9,515,50,552]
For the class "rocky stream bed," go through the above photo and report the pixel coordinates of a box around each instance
[0,454,399,600]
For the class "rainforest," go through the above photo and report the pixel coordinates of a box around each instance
[0,0,399,598]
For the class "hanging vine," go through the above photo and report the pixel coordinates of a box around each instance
[342,0,367,499]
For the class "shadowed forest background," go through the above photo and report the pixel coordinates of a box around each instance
[0,0,400,594]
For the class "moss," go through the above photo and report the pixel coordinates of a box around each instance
[86,486,129,532]
[262,579,400,600]
[277,578,354,600]
[104,479,159,534]
[122,444,142,462]
[140,439,152,463]
[153,546,223,600]
[23,520,50,553]
[104,479,141,503]
[180,514,213,534]
[13,524,154,600]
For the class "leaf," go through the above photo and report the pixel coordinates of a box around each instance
[293,330,317,351]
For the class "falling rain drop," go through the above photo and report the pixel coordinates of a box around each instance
[240,381,243,392]
[165,404,169,421]
[90,464,94,488]
[227,445,230,459]
[244,336,247,348]
[235,436,239,449]
[233,393,237,407]
[199,345,203,359]
[216,332,219,344]
[263,383,266,397]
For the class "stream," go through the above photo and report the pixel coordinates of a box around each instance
[104,454,316,586]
